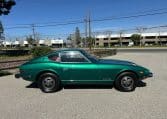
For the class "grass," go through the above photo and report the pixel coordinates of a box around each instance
[95,45,167,49]
[116,45,167,48]
[0,55,32,61]
[0,47,30,50]
[0,70,12,77]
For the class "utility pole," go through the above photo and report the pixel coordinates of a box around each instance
[84,16,88,38]
[84,11,92,48]
[88,12,91,38]
[158,27,162,46]
[106,31,112,47]
[32,24,35,41]
[84,16,88,47]
[119,30,123,47]
[31,24,39,46]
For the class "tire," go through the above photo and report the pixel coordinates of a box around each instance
[115,72,137,92]
[37,73,60,93]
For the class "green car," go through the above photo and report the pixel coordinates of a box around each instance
[15,49,153,93]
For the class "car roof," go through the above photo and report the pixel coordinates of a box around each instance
[54,48,85,53]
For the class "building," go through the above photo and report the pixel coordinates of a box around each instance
[20,40,29,47]
[13,40,20,47]
[95,32,167,47]
[39,39,46,46]
[0,38,71,48]
[39,39,67,47]
[50,39,64,47]
[2,41,12,47]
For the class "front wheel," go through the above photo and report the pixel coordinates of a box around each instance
[37,73,60,93]
[115,72,137,92]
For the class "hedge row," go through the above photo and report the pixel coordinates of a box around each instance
[0,47,117,58]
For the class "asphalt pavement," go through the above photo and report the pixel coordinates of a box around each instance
[0,52,167,119]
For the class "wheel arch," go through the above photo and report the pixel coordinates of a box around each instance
[115,70,139,81]
[35,69,59,82]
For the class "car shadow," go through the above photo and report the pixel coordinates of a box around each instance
[136,80,147,87]
[63,84,114,89]
[25,80,146,90]
[26,82,38,88]
[25,82,114,90]
[63,80,146,89]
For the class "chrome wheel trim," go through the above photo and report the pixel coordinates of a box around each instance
[121,76,134,89]
[42,76,55,90]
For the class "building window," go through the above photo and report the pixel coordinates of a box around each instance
[159,36,167,39]
[145,36,156,39]
[96,43,99,46]
[103,43,109,47]
[122,42,129,45]
[111,38,119,40]
[110,43,113,46]
[145,41,155,44]
[104,38,109,40]
[124,37,130,40]
[96,38,99,41]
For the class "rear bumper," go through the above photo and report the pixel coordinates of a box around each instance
[15,73,34,82]
[15,73,20,78]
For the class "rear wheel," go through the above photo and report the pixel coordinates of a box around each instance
[115,72,137,92]
[37,73,60,93]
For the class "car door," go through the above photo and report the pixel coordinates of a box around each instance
[59,51,100,84]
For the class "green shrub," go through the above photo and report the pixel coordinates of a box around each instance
[30,47,52,58]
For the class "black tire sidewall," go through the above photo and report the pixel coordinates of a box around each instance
[115,72,137,92]
[38,73,60,93]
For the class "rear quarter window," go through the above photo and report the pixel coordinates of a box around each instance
[60,51,89,63]
[48,53,60,62]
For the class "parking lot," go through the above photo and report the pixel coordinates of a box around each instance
[0,52,167,119]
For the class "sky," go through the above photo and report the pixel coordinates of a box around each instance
[1,0,167,39]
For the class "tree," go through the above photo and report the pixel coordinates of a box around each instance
[67,35,72,41]
[74,27,81,47]
[26,35,34,46]
[35,33,41,41]
[30,47,52,58]
[131,34,141,46]
[86,37,95,50]
[0,21,4,33]
[0,0,16,15]
[0,21,4,44]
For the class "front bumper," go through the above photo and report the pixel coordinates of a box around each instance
[147,72,153,78]
[141,72,153,80]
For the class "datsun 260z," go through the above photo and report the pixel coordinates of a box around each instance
[15,49,153,93]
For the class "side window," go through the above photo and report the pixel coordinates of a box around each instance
[48,53,60,62]
[60,51,89,63]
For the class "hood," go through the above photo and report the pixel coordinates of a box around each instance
[99,59,135,66]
